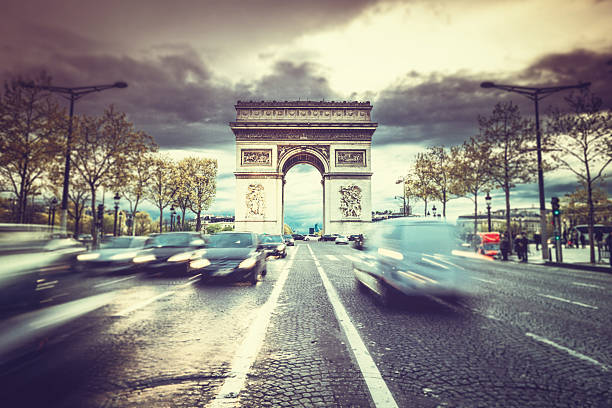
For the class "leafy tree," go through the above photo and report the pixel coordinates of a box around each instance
[71,106,155,246]
[407,153,437,216]
[120,149,157,235]
[182,157,217,231]
[478,102,536,249]
[452,136,494,235]
[134,211,154,236]
[422,145,460,218]
[547,90,612,262]
[145,154,178,233]
[174,158,194,231]
[0,73,63,223]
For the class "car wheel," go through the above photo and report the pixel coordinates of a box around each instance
[377,280,399,308]
[282,251,287,258]
[261,267,267,277]
[356,278,369,293]
[249,270,258,285]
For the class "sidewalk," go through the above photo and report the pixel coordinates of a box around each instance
[506,244,612,274]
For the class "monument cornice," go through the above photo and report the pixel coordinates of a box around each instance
[235,100,372,108]
[230,122,377,128]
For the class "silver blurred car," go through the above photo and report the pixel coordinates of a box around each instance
[75,236,148,274]
[352,219,464,306]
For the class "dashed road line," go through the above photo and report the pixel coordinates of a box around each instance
[93,276,136,288]
[538,294,598,310]
[308,246,398,408]
[526,332,608,371]
[472,277,497,284]
[344,254,361,263]
[572,282,604,289]
[209,248,296,407]
[113,290,175,317]
[326,254,340,261]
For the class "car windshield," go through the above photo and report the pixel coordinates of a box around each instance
[372,222,460,254]
[206,233,253,248]
[100,237,143,249]
[260,235,283,244]
[147,233,197,247]
[283,235,292,239]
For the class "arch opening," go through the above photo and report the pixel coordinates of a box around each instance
[281,151,326,176]
[283,164,323,235]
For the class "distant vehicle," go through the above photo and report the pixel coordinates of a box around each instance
[570,224,612,244]
[348,234,361,241]
[352,219,463,306]
[475,232,500,258]
[136,232,207,276]
[283,234,295,246]
[259,234,287,258]
[189,232,266,284]
[321,234,337,241]
[292,234,305,240]
[75,236,148,274]
[304,234,320,241]
[335,235,349,245]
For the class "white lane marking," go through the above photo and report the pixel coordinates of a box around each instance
[113,291,175,317]
[344,254,362,263]
[421,256,449,269]
[538,294,598,310]
[472,277,497,284]
[209,249,296,407]
[93,276,136,288]
[526,332,609,371]
[326,254,340,261]
[572,282,604,289]
[308,246,398,408]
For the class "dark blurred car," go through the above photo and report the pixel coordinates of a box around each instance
[292,234,305,240]
[0,224,87,310]
[321,234,336,241]
[260,234,287,258]
[348,234,361,241]
[75,236,148,274]
[352,219,463,306]
[189,232,266,284]
[136,232,207,276]
[283,234,295,246]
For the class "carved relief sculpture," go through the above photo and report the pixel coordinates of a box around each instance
[339,185,362,218]
[242,149,272,166]
[246,184,265,217]
[336,150,366,167]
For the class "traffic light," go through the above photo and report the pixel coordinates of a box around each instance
[551,197,560,216]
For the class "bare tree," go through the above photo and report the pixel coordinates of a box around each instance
[408,153,437,216]
[423,145,461,218]
[479,101,536,249]
[547,89,612,262]
[0,73,63,223]
[182,157,217,232]
[120,148,157,235]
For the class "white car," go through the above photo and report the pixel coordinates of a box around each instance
[304,234,320,241]
[335,235,349,245]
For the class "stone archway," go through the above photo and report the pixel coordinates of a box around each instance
[231,101,377,234]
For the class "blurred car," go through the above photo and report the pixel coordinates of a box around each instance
[304,234,320,241]
[136,232,207,276]
[188,232,266,284]
[74,236,148,274]
[335,235,349,245]
[283,234,295,246]
[321,234,336,241]
[259,234,287,258]
[352,219,463,306]
[348,234,361,241]
[292,234,305,240]
[0,224,87,310]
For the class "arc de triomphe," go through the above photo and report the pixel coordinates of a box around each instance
[231,101,377,235]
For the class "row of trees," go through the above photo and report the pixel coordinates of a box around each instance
[0,74,218,245]
[400,90,612,262]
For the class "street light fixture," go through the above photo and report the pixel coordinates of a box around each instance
[113,192,120,236]
[432,205,437,217]
[49,197,58,229]
[395,178,409,216]
[170,205,176,232]
[19,81,128,232]
[485,192,492,232]
[480,80,590,260]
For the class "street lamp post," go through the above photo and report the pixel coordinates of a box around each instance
[432,205,437,217]
[19,81,128,232]
[170,205,175,232]
[485,192,492,232]
[480,81,590,260]
[113,193,120,236]
[118,212,123,236]
[395,178,409,216]
[49,197,57,230]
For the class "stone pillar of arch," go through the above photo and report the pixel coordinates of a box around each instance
[231,101,377,235]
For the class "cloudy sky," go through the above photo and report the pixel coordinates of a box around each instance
[2,0,611,232]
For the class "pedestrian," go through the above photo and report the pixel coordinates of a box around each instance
[500,234,510,261]
[580,233,586,248]
[520,233,529,263]
[514,234,523,262]
[534,233,540,251]
[606,233,612,268]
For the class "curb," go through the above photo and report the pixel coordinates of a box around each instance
[544,261,612,274]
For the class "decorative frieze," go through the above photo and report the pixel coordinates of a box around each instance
[234,129,373,142]
[234,101,374,124]
[339,184,362,218]
[278,145,330,164]
[336,150,366,167]
[246,184,265,217]
[241,149,272,166]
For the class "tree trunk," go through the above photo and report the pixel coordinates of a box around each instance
[90,188,97,247]
[473,192,478,236]
[159,207,163,233]
[181,208,186,231]
[505,186,513,253]
[196,210,201,232]
[587,180,595,263]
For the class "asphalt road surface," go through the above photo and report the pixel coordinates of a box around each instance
[0,241,610,407]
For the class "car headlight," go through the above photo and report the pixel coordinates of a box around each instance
[109,251,139,260]
[133,254,156,263]
[77,253,100,261]
[238,257,257,269]
[378,247,404,261]
[276,244,286,251]
[168,252,193,262]
[189,258,211,269]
